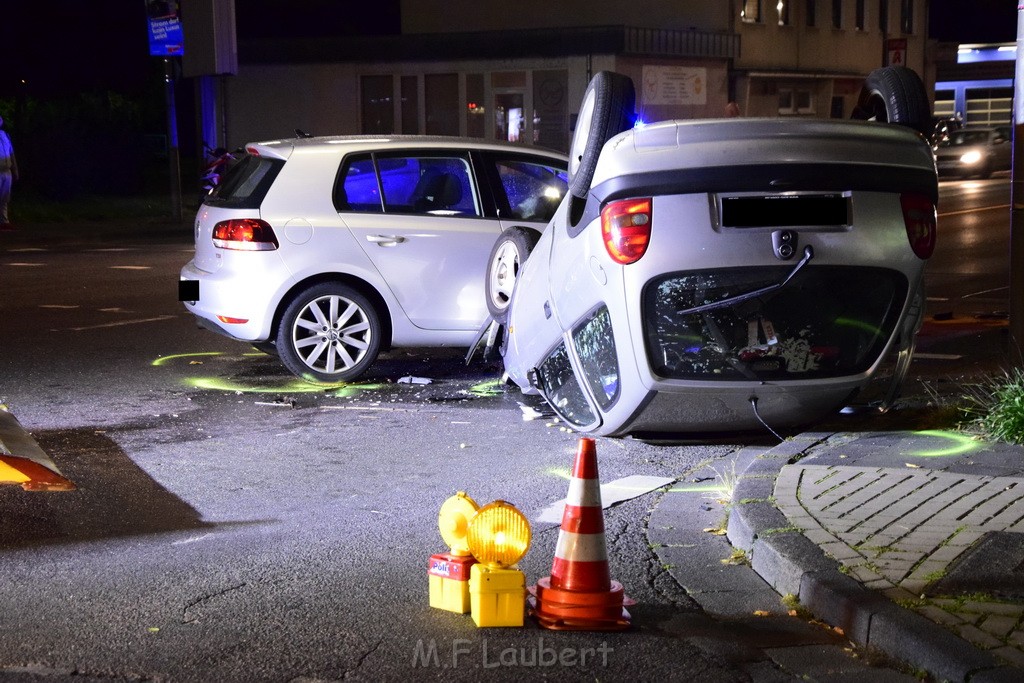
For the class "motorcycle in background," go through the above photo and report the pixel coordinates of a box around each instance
[198,143,236,199]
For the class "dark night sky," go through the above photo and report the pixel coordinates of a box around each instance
[0,0,401,96]
[0,0,1015,97]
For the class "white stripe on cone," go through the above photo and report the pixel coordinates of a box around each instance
[565,478,603,507]
[554,529,609,563]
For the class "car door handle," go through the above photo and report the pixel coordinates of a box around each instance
[365,234,407,247]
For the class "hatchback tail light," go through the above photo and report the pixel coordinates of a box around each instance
[900,194,936,260]
[212,219,279,251]
[601,198,652,264]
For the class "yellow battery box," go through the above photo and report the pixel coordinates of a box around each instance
[469,564,526,627]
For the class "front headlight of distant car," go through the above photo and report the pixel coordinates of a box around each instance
[960,150,983,165]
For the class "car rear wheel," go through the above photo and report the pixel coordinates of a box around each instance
[568,71,636,199]
[851,66,931,134]
[486,227,540,323]
[276,283,382,383]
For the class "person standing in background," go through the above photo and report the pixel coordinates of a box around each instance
[0,115,19,230]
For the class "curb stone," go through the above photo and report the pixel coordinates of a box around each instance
[727,432,1019,681]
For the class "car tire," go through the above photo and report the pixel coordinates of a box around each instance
[485,226,540,323]
[275,282,382,383]
[568,71,636,200]
[851,66,931,135]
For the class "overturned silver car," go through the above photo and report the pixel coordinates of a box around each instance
[483,68,938,438]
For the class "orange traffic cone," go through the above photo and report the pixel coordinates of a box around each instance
[529,437,631,631]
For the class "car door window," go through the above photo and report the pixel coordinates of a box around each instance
[537,341,597,428]
[493,158,568,222]
[377,154,480,216]
[572,305,620,409]
[336,154,382,212]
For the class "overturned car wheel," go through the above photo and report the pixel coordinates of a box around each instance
[851,66,931,134]
[568,71,637,200]
[485,226,540,323]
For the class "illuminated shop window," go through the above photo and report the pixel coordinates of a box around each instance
[742,0,762,23]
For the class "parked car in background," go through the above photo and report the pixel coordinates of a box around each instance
[179,136,567,382]
[933,126,1012,178]
[484,68,938,438]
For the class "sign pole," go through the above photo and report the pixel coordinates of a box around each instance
[164,58,183,222]
[1011,5,1024,366]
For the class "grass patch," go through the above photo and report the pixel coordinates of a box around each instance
[957,368,1024,444]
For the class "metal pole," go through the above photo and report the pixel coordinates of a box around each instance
[164,58,183,222]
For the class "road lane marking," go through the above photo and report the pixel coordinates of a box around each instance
[59,315,176,331]
[937,203,1010,218]
[109,265,152,270]
[39,304,80,309]
[4,262,47,267]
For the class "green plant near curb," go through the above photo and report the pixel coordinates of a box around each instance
[958,368,1024,444]
[737,496,776,505]
[780,593,811,618]
[721,548,749,566]
[761,525,802,535]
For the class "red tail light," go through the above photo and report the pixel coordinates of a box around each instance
[900,194,936,260]
[601,198,652,264]
[212,219,279,251]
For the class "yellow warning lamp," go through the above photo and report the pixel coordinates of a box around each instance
[428,492,480,613]
[466,500,532,627]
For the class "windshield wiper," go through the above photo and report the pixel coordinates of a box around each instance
[676,245,815,317]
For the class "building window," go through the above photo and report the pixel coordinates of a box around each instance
[742,0,762,23]
[779,88,815,115]
[899,0,913,33]
[466,74,485,139]
[832,0,842,28]
[806,0,817,27]
[855,0,865,29]
[361,75,394,135]
[424,73,459,136]
[879,0,888,32]
[796,90,815,114]
[400,76,418,134]
[778,0,790,25]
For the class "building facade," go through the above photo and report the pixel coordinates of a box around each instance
[216,0,931,153]
[733,0,929,118]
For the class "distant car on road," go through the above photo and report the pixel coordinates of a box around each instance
[933,126,1012,179]
[180,136,567,382]
[484,68,938,438]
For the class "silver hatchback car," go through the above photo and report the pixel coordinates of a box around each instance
[180,136,567,382]
[486,69,938,438]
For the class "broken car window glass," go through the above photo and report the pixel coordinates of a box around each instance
[572,305,620,409]
[642,266,907,381]
[538,341,597,427]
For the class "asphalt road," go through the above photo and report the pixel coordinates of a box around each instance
[0,177,1010,681]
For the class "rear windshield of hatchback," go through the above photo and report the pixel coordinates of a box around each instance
[205,155,284,209]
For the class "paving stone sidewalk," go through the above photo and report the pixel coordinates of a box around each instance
[726,431,1024,681]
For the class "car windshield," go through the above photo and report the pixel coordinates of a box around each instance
[944,131,991,147]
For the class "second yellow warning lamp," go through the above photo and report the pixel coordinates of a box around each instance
[466,500,532,627]
[429,493,532,627]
